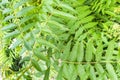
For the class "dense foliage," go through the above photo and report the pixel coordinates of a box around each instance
[0,0,120,80]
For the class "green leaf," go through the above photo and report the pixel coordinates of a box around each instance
[20,14,36,24]
[85,39,93,61]
[89,66,96,80]
[37,38,58,50]
[59,3,76,13]
[31,59,42,72]
[3,15,14,22]
[78,10,91,19]
[24,40,32,51]
[43,67,50,80]
[48,20,69,31]
[61,40,71,60]
[22,22,36,32]
[10,39,22,49]
[14,0,32,9]
[77,64,88,80]
[53,10,76,19]
[20,56,30,63]
[77,41,84,61]
[83,22,97,29]
[17,6,35,17]
[3,8,12,14]
[75,27,83,39]
[106,40,115,60]
[63,64,70,79]
[4,30,20,39]
[79,16,94,24]
[95,63,107,80]
[95,41,103,61]
[69,41,79,61]
[106,63,118,80]
[56,67,63,80]
[34,50,48,62]
[2,23,17,31]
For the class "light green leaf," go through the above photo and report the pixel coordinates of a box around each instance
[85,39,93,61]
[31,59,42,72]
[4,30,20,39]
[69,41,79,61]
[83,22,97,29]
[95,63,107,80]
[2,23,17,31]
[53,10,76,19]
[37,38,58,50]
[89,66,96,80]
[4,15,14,21]
[79,16,94,24]
[63,64,70,79]
[106,40,115,60]
[24,40,32,51]
[77,41,84,61]
[14,0,32,9]
[106,63,118,80]
[56,67,63,80]
[10,39,22,49]
[96,42,103,61]
[75,27,83,39]
[77,64,88,80]
[20,14,36,24]
[61,40,71,60]
[34,50,48,62]
[59,3,76,13]
[48,20,69,31]
[17,6,35,17]
[22,22,36,32]
[3,8,12,14]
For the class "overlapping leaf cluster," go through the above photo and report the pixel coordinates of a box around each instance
[0,0,120,80]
